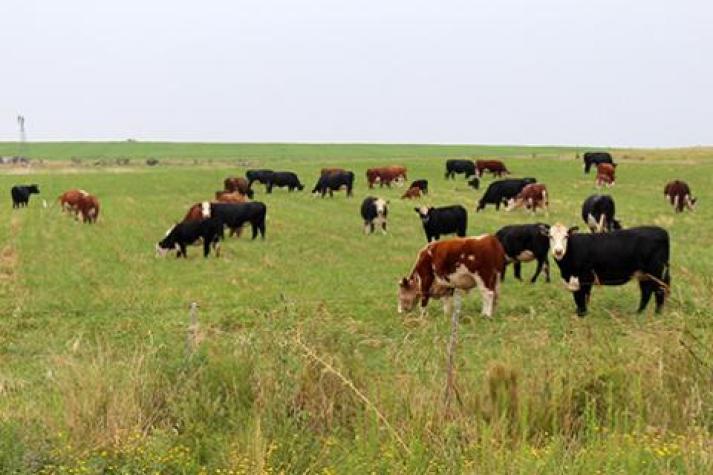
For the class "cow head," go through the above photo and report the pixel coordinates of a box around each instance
[28,184,40,194]
[375,198,389,216]
[397,277,419,313]
[156,226,178,257]
[414,206,432,223]
[548,223,578,260]
[687,195,698,210]
[468,177,480,190]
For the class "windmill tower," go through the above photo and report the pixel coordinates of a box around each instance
[17,114,26,158]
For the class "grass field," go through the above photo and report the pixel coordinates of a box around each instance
[0,142,711,473]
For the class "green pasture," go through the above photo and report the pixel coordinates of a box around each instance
[0,143,711,473]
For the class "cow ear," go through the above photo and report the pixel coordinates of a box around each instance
[538,224,550,236]
[568,226,579,235]
[399,277,409,287]
[413,207,420,213]
[385,200,390,205]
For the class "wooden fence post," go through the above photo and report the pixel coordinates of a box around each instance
[444,292,462,409]
[185,302,199,357]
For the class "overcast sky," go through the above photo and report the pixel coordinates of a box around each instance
[1,0,711,146]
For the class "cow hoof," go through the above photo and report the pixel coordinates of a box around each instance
[576,309,587,317]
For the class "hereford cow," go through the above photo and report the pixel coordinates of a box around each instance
[156,217,223,258]
[397,235,506,318]
[476,178,537,212]
[224,177,254,198]
[360,197,389,234]
[581,194,621,232]
[414,205,467,242]
[401,187,422,199]
[366,166,407,188]
[664,180,696,212]
[582,151,614,174]
[11,184,39,208]
[548,223,670,316]
[595,163,616,187]
[495,224,551,283]
[312,171,354,197]
[215,191,249,203]
[476,160,509,177]
[58,189,100,223]
[507,183,549,213]
[408,179,428,194]
[444,159,476,179]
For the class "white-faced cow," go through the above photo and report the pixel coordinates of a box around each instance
[414,205,467,242]
[360,197,389,234]
[397,235,506,318]
[581,194,621,232]
[495,224,551,283]
[156,218,223,258]
[664,180,696,213]
[547,223,670,317]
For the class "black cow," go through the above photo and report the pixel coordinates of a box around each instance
[312,171,354,197]
[468,177,480,190]
[11,184,39,208]
[414,205,467,242]
[408,180,428,194]
[548,224,670,316]
[156,217,223,258]
[581,194,621,233]
[582,152,614,174]
[210,202,267,239]
[444,159,476,179]
[495,224,551,283]
[476,178,536,212]
[267,171,304,193]
[246,169,275,190]
[360,196,389,234]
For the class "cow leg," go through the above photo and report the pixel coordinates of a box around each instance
[213,239,221,257]
[513,262,523,281]
[442,294,453,318]
[477,280,495,318]
[369,222,375,234]
[251,222,259,240]
[544,258,551,283]
[381,221,387,234]
[203,239,211,257]
[530,259,545,283]
[672,195,680,212]
[637,281,655,313]
[179,244,188,258]
[573,287,588,317]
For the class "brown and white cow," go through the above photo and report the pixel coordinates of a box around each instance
[595,163,616,187]
[664,180,696,212]
[507,183,549,213]
[476,160,509,178]
[397,235,506,318]
[401,186,422,199]
[215,190,249,203]
[58,189,100,223]
[366,166,407,188]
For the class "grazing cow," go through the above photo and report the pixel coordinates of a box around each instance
[267,171,304,193]
[397,235,506,318]
[582,151,614,174]
[245,169,275,190]
[581,195,621,233]
[58,189,100,223]
[321,167,347,176]
[468,177,480,190]
[476,160,509,177]
[507,183,549,213]
[185,201,267,239]
[312,171,354,197]
[414,205,467,242]
[366,166,407,188]
[595,163,616,187]
[360,197,389,234]
[664,180,696,212]
[476,178,537,212]
[11,184,39,208]
[495,224,550,283]
[224,177,254,198]
[548,223,670,316]
[401,187,422,199]
[156,217,223,258]
[444,159,476,179]
[408,179,428,194]
[215,191,249,203]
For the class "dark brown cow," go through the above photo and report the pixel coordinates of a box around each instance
[58,189,100,223]
[476,160,509,177]
[664,180,696,212]
[320,167,346,176]
[401,186,422,199]
[215,191,249,203]
[507,183,549,213]
[595,163,616,187]
[397,235,506,318]
[223,177,253,198]
[366,166,407,188]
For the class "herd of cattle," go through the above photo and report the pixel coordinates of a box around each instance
[9,151,698,317]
